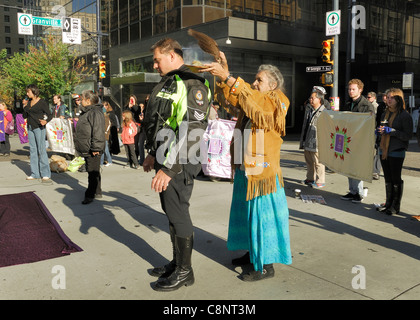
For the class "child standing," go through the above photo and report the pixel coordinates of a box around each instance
[121,110,140,169]
[0,100,13,156]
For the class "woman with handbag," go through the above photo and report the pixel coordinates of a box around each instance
[0,100,13,156]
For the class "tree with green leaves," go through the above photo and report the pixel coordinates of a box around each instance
[0,35,92,107]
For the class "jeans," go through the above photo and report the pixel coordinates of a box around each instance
[348,177,363,196]
[28,126,51,179]
[100,140,112,164]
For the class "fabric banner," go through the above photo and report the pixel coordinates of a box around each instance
[317,110,375,182]
[15,114,28,144]
[200,119,236,179]
[0,111,5,142]
[46,118,75,155]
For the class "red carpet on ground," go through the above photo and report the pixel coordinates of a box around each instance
[0,192,82,268]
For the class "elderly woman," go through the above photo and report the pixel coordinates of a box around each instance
[74,90,105,204]
[202,52,292,281]
[377,88,413,215]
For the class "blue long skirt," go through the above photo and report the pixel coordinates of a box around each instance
[227,169,292,273]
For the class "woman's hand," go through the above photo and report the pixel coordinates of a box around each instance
[201,51,230,82]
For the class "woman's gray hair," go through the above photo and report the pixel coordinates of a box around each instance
[81,90,99,105]
[258,64,285,92]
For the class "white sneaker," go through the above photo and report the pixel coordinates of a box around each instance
[104,163,112,167]
[26,176,36,180]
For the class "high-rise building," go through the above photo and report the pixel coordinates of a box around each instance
[3,1,419,130]
[102,0,420,130]
[0,0,26,56]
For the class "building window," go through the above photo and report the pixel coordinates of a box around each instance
[5,36,11,44]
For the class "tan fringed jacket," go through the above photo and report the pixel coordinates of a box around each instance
[217,77,290,201]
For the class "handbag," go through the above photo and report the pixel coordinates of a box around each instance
[5,119,14,135]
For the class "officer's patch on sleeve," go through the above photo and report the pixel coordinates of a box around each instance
[193,89,204,106]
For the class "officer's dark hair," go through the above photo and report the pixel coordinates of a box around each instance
[151,38,183,58]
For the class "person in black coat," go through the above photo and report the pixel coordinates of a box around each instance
[74,90,105,204]
[376,88,413,215]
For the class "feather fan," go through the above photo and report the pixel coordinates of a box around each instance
[188,29,220,62]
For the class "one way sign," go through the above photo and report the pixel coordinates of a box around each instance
[326,10,341,36]
[62,17,81,44]
[17,13,33,35]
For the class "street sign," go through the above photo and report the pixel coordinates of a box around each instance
[17,13,33,35]
[62,18,82,45]
[32,16,62,28]
[402,72,414,89]
[306,66,332,73]
[326,10,341,36]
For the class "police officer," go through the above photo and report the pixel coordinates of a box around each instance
[143,38,211,291]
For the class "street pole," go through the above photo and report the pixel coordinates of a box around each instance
[96,0,103,98]
[332,0,339,99]
[345,0,356,102]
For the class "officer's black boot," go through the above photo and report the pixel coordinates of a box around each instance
[153,234,194,291]
[150,225,176,277]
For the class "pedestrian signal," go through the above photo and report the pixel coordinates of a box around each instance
[322,39,334,64]
[321,71,334,87]
[99,60,106,79]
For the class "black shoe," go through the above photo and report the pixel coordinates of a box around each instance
[153,235,194,292]
[302,179,314,186]
[240,264,275,282]
[351,193,364,203]
[232,252,251,266]
[341,192,355,201]
[82,197,94,205]
[150,260,176,278]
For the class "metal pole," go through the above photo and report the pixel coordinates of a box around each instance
[332,0,339,98]
[345,0,356,102]
[96,0,103,97]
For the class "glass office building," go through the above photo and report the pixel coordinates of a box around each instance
[15,1,420,130]
[101,0,420,130]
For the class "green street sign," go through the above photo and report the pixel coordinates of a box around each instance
[32,16,62,28]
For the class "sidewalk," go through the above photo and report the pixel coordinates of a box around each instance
[0,134,419,300]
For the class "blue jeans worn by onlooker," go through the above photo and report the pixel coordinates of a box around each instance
[348,177,363,196]
[28,125,51,179]
[100,140,112,165]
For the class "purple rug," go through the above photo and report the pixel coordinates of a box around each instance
[0,192,82,268]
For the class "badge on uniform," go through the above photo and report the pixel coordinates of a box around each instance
[194,90,204,106]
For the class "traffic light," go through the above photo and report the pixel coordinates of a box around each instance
[99,60,106,79]
[321,71,334,87]
[322,39,334,64]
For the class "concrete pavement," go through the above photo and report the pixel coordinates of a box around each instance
[0,134,419,300]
